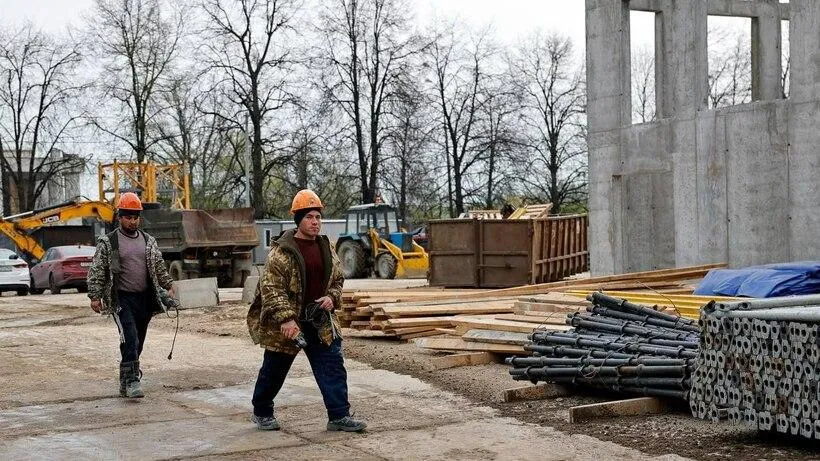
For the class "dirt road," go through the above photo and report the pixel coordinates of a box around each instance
[0,288,687,460]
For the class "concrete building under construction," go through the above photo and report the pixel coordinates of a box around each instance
[586,0,819,275]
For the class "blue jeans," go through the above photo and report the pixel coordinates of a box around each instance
[113,291,152,363]
[252,323,350,420]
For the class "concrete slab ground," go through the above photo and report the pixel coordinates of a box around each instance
[0,291,686,460]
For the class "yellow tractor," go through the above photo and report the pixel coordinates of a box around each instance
[335,203,428,279]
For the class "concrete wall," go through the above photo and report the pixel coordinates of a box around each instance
[586,0,819,275]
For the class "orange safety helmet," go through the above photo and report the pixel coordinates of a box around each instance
[290,189,323,215]
[117,192,143,211]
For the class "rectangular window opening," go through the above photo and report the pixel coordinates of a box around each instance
[630,10,656,124]
[707,16,752,109]
[781,19,790,98]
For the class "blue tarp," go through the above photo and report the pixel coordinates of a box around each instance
[694,261,820,298]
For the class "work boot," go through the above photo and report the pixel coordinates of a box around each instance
[251,414,281,431]
[123,360,144,399]
[327,415,367,432]
[118,363,128,397]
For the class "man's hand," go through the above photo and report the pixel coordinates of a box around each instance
[280,319,301,339]
[168,287,175,299]
[90,299,102,313]
[315,295,334,311]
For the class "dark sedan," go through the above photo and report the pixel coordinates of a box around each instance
[30,245,96,294]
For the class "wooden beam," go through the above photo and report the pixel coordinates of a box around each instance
[461,329,531,346]
[502,383,572,402]
[426,351,500,371]
[568,397,671,423]
[414,337,527,354]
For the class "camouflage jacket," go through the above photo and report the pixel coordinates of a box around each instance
[87,230,175,316]
[247,229,344,355]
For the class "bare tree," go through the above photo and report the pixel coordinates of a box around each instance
[428,23,494,217]
[202,0,297,219]
[0,26,86,214]
[154,73,245,208]
[508,32,586,214]
[87,0,183,162]
[318,0,418,204]
[708,27,752,108]
[631,46,655,123]
[474,77,519,209]
[378,79,439,226]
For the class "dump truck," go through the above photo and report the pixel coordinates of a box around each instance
[140,206,258,287]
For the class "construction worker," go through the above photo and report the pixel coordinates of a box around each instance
[247,189,367,432]
[87,192,175,399]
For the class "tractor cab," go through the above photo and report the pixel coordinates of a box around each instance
[337,203,428,279]
[342,203,413,251]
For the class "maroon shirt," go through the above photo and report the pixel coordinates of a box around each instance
[294,237,324,305]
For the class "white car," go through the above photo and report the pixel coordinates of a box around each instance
[0,248,30,296]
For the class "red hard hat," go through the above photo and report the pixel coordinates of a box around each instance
[117,192,143,211]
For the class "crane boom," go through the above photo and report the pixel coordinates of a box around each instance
[0,200,116,260]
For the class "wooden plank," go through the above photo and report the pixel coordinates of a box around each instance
[452,317,571,334]
[343,329,393,338]
[414,337,527,354]
[398,330,443,340]
[384,316,457,328]
[377,300,516,318]
[502,383,573,402]
[425,351,500,370]
[494,314,569,325]
[461,329,530,345]
[568,397,671,423]
[386,325,439,335]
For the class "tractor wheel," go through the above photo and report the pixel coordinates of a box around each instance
[375,252,397,279]
[169,260,187,282]
[338,240,367,278]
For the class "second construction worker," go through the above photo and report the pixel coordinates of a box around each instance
[87,192,175,398]
[247,189,367,432]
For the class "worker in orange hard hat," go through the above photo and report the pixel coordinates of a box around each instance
[87,191,176,399]
[247,189,366,432]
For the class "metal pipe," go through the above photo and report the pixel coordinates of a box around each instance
[590,292,695,325]
[588,306,701,332]
[715,294,820,311]
[507,356,691,368]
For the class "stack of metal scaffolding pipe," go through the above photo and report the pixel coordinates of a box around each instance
[507,292,700,400]
[691,294,820,439]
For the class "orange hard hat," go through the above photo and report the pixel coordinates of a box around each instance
[117,192,143,211]
[290,189,323,214]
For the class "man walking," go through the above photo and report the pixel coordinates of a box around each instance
[87,192,175,398]
[247,189,366,432]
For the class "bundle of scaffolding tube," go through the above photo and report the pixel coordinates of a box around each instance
[507,292,699,401]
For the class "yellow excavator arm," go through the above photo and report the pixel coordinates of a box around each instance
[0,200,116,260]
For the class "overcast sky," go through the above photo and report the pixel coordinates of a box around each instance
[0,0,660,54]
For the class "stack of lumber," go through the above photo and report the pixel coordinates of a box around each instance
[340,264,725,355]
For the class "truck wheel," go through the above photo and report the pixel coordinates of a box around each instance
[337,240,367,278]
[169,260,187,281]
[375,252,397,279]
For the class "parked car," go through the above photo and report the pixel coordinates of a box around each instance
[0,248,31,296]
[30,245,96,295]
[411,226,428,251]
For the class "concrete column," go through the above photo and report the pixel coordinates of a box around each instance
[789,0,820,102]
[751,0,783,101]
[585,0,631,275]
[658,1,707,116]
[787,0,820,262]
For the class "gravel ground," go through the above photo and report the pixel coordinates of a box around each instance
[155,302,820,460]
